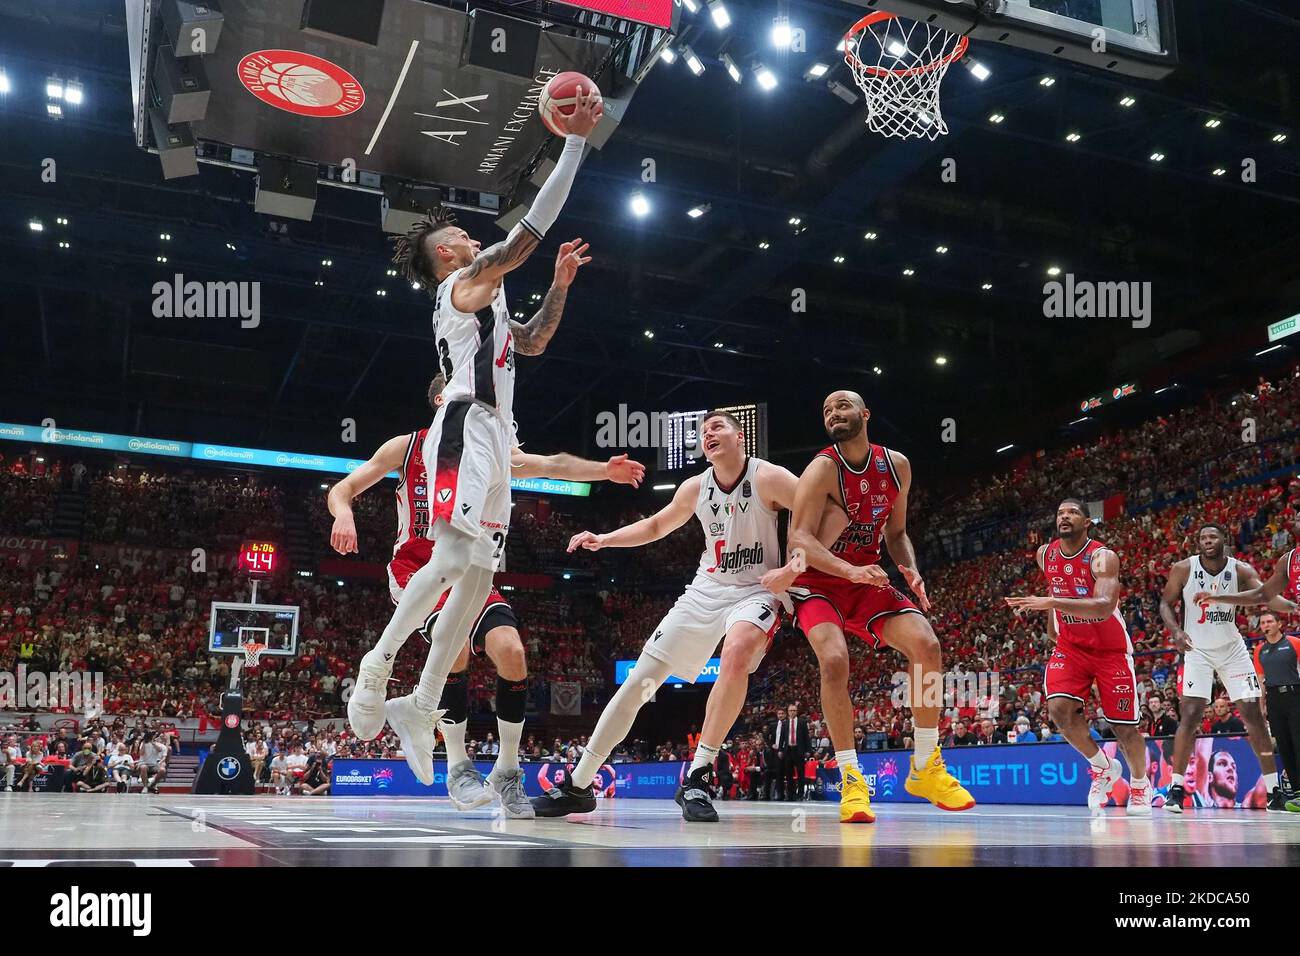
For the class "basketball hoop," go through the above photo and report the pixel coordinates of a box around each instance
[241,642,268,671]
[843,10,969,140]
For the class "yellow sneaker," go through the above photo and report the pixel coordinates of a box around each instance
[839,764,876,823]
[905,747,975,811]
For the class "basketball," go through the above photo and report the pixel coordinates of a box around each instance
[538,72,601,136]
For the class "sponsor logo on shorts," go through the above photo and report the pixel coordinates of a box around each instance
[461,503,471,515]
[237,49,365,117]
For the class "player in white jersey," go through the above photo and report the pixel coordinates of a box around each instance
[327,378,642,817]
[349,87,603,787]
[1159,522,1292,811]
[532,410,817,822]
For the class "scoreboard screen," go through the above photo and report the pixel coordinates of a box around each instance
[657,403,767,471]
[551,0,677,29]
[238,541,280,576]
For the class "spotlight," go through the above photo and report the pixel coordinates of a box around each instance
[1065,132,1081,142]
[989,113,1005,124]
[721,53,742,83]
[805,62,829,79]
[757,241,770,249]
[1039,76,1056,87]
[935,355,948,366]
[996,444,1014,453]
[962,59,991,81]
[1119,95,1136,107]
[713,342,724,348]
[644,329,655,338]
[1204,117,1221,129]
[156,255,167,263]
[58,241,70,250]
[935,245,949,254]
[1150,151,1166,162]
[1047,266,1062,276]
[321,258,333,267]
[46,76,64,99]
[887,40,909,58]
[772,16,792,48]
[46,102,63,118]
[708,0,730,29]
[386,268,398,277]
[981,282,993,291]
[0,73,11,94]
[63,80,83,105]
[1274,133,1289,144]
[863,231,877,240]
[159,232,171,241]
[1212,167,1227,177]
[872,366,882,375]
[833,255,845,263]
[682,0,699,11]
[314,279,323,287]
[56,217,68,226]
[225,242,237,251]
[28,220,43,232]
[375,289,387,296]
[660,46,677,64]
[411,281,421,290]
[683,45,705,76]
[754,64,777,91]
[788,217,801,226]
[902,268,915,276]
[630,192,651,217]
[687,204,710,218]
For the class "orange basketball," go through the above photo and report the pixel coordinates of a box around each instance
[538,72,601,136]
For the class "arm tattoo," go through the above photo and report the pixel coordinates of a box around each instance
[460,229,540,281]
[512,284,567,355]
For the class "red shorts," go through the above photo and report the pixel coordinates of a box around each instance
[1044,641,1139,725]
[789,570,921,648]
[387,554,515,656]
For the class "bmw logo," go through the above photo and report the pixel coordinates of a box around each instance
[217,756,241,780]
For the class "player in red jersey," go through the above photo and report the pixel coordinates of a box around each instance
[1005,499,1152,814]
[771,389,974,821]
[327,376,643,817]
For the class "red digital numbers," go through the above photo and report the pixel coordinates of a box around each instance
[239,541,278,576]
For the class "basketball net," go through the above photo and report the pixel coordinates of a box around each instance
[843,11,969,140]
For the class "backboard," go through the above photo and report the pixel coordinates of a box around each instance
[208,602,300,658]
[848,0,1177,78]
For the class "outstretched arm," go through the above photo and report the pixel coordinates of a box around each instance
[880,451,929,611]
[1237,562,1299,614]
[326,435,410,554]
[510,239,591,356]
[511,448,644,486]
[1194,554,1291,607]
[567,475,699,552]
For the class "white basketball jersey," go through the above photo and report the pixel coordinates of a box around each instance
[1183,555,1243,649]
[432,268,515,421]
[691,457,782,589]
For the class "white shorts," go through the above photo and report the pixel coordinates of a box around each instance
[1182,640,1261,702]
[641,582,782,684]
[423,400,513,571]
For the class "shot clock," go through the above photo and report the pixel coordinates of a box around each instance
[237,541,279,577]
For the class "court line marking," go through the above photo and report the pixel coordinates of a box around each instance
[365,39,421,156]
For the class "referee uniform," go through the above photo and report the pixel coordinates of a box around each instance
[1254,632,1300,799]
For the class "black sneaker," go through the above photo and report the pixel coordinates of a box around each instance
[1267,787,1289,812]
[675,767,719,823]
[1164,783,1185,813]
[531,773,597,818]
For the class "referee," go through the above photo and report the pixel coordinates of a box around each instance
[1253,610,1300,812]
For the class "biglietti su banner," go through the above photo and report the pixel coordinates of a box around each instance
[192,0,608,194]
[335,736,1268,807]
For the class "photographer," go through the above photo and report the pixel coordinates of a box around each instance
[297,753,331,796]
[76,752,111,793]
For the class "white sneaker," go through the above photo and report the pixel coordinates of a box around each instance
[1087,759,1122,810]
[385,695,443,787]
[348,649,394,741]
[1126,781,1153,816]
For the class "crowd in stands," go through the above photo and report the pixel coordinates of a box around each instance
[0,715,179,793]
[0,367,1297,767]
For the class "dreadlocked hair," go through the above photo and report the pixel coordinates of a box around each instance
[391,207,458,290]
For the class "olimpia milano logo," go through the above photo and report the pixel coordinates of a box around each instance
[237,50,366,117]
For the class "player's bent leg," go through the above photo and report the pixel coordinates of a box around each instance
[387,534,495,786]
[1112,725,1151,816]
[801,619,874,823]
[532,652,675,818]
[1166,696,1207,813]
[484,626,533,819]
[678,622,766,823]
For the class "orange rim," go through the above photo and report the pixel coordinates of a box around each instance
[843,10,969,78]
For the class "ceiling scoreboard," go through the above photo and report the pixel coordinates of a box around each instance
[657,403,767,471]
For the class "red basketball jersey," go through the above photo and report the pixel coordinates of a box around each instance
[392,429,433,566]
[1286,549,1300,602]
[1043,538,1131,653]
[818,442,901,568]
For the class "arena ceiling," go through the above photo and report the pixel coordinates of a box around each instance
[1,0,1299,490]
